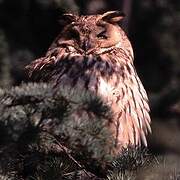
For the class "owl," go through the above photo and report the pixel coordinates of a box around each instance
[26,11,151,152]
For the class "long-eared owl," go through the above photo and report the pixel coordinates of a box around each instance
[26,11,151,152]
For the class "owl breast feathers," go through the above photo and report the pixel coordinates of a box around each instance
[26,11,151,152]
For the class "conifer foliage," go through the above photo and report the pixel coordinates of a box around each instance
[0,83,152,179]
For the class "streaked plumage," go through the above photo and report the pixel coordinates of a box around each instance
[26,11,151,152]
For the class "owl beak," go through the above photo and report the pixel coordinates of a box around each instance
[81,38,95,54]
[80,38,97,55]
[81,39,92,52]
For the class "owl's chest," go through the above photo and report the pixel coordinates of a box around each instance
[54,59,123,104]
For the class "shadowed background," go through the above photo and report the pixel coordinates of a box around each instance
[0,0,180,177]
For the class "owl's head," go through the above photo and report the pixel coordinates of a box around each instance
[26,11,134,78]
[54,11,130,55]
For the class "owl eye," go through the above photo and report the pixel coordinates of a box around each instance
[97,31,108,39]
[67,29,80,40]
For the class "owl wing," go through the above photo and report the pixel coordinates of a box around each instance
[112,63,151,147]
[96,52,151,148]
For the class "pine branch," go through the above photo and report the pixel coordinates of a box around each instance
[0,83,156,179]
[0,82,113,179]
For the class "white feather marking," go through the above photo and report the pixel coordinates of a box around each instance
[140,131,147,147]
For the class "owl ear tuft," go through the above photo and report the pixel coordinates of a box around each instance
[59,13,77,25]
[101,11,125,24]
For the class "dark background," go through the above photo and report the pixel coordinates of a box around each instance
[0,0,180,168]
